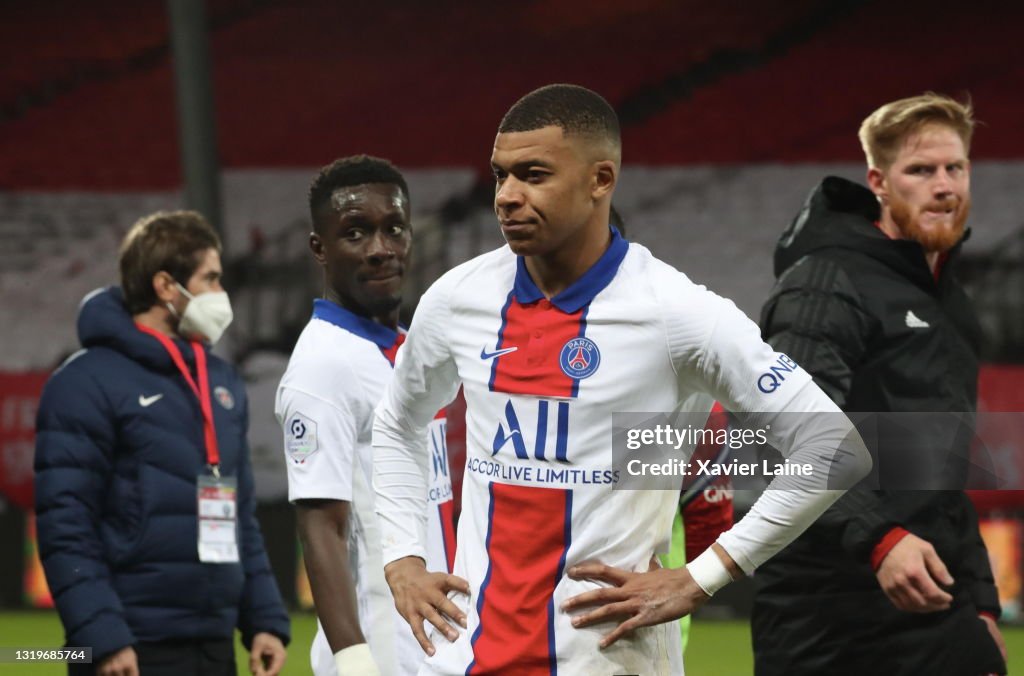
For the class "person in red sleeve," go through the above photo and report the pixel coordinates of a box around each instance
[752,94,1005,675]
[660,403,734,654]
[682,480,734,568]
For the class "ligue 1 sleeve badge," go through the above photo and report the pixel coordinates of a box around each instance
[559,337,601,379]
[286,412,318,463]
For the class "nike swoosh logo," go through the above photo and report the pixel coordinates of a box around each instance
[139,393,164,407]
[480,346,518,360]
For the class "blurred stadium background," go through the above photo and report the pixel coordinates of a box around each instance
[2,1,1023,673]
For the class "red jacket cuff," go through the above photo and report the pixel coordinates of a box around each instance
[870,526,910,571]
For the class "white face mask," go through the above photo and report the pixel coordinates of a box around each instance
[168,283,233,344]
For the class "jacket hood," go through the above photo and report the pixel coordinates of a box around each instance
[77,286,189,372]
[773,176,967,285]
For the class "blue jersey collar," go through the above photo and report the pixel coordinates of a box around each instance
[513,227,629,313]
[312,299,399,349]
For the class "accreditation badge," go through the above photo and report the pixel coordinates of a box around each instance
[197,473,239,563]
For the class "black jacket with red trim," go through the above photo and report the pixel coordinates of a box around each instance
[750,177,1003,676]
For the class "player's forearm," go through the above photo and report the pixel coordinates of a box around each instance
[717,383,871,574]
[372,446,430,565]
[372,400,431,565]
[296,513,365,651]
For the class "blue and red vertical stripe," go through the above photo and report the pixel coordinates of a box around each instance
[467,483,573,675]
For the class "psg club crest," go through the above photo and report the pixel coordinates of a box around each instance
[559,337,601,379]
[214,385,235,410]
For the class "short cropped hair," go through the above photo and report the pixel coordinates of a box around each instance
[859,93,974,170]
[308,155,410,231]
[119,210,221,314]
[499,84,621,157]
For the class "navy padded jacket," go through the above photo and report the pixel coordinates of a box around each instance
[34,287,289,661]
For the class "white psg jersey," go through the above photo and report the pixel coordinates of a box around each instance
[277,300,455,676]
[373,230,857,675]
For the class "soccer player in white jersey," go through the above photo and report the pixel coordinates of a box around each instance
[373,86,871,675]
[276,156,459,676]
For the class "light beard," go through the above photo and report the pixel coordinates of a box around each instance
[890,194,970,253]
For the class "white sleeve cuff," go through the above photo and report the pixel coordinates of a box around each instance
[687,546,733,597]
[334,643,380,675]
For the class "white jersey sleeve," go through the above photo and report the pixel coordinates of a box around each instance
[373,273,462,566]
[277,383,360,503]
[662,279,871,575]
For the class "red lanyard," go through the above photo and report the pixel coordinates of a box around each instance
[136,323,221,470]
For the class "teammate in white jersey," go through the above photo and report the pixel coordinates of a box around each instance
[276,156,458,675]
[373,86,871,675]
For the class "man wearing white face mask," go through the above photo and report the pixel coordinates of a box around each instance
[35,210,290,676]
[168,278,234,344]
